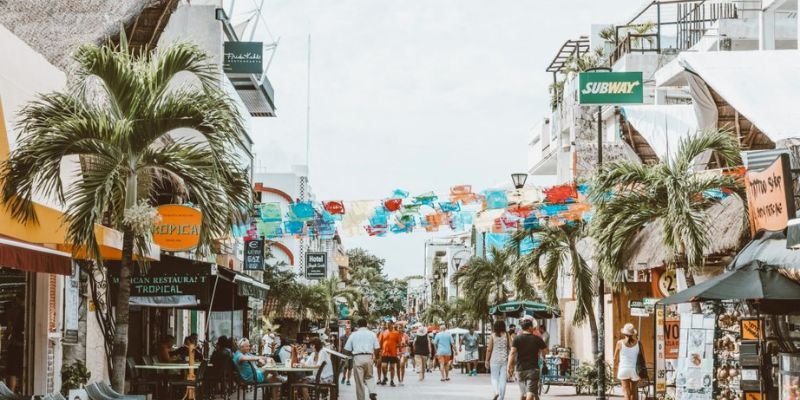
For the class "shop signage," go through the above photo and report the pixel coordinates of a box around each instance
[243,239,265,271]
[224,41,263,74]
[655,307,666,393]
[110,273,208,297]
[740,318,762,340]
[152,205,202,252]
[643,297,658,312]
[664,320,680,359]
[744,153,795,234]
[63,265,80,344]
[628,300,651,317]
[305,252,327,279]
[651,268,677,298]
[237,281,267,299]
[578,71,643,105]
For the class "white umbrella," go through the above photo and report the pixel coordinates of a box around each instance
[446,328,469,335]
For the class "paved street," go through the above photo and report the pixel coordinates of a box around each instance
[338,366,613,400]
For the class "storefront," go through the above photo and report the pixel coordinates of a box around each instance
[107,254,267,359]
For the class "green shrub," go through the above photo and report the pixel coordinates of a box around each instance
[61,361,91,395]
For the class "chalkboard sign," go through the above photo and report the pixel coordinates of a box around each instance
[244,239,265,271]
[305,252,327,279]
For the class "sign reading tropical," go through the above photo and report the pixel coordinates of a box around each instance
[152,205,202,252]
[223,41,263,74]
[578,71,644,104]
[744,153,795,234]
[305,252,327,279]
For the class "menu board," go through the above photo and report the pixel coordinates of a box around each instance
[675,313,716,400]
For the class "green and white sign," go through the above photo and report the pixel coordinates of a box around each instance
[578,71,643,105]
[224,41,263,74]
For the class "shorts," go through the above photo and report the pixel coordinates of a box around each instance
[437,355,452,364]
[381,356,399,364]
[517,369,540,395]
[617,368,640,381]
[463,349,478,361]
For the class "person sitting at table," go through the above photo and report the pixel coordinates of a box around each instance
[298,338,334,400]
[157,335,182,363]
[172,336,204,362]
[234,338,285,399]
[277,338,294,365]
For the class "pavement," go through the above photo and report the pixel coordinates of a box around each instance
[337,366,618,400]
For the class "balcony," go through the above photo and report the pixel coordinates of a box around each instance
[528,116,559,176]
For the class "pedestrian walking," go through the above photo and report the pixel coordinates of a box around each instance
[340,326,353,386]
[462,327,480,376]
[507,319,548,400]
[344,318,381,400]
[378,321,403,386]
[615,323,646,400]
[412,326,433,381]
[432,323,456,382]
[398,329,410,385]
[486,320,511,400]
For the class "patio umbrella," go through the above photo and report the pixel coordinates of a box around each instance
[658,260,800,311]
[488,300,560,318]
[446,328,469,335]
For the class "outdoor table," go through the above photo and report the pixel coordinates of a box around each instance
[134,362,212,399]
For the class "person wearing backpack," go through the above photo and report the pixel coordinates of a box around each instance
[486,320,511,400]
[412,326,433,381]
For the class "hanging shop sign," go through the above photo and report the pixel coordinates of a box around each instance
[110,273,209,297]
[652,268,677,298]
[744,153,795,235]
[237,281,267,299]
[629,300,651,317]
[664,319,680,359]
[740,318,763,340]
[243,238,265,271]
[305,252,327,279]
[223,41,263,74]
[152,205,202,252]
[578,71,644,105]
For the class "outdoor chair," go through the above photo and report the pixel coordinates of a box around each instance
[166,360,207,400]
[318,355,343,400]
[231,361,283,400]
[85,383,145,400]
[288,361,328,400]
[203,355,233,398]
[0,382,28,400]
[125,358,160,397]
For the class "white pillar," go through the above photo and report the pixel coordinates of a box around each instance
[759,6,776,50]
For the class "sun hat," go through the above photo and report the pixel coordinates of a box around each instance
[621,323,637,336]
[417,326,428,335]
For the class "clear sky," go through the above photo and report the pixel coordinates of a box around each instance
[248,0,645,278]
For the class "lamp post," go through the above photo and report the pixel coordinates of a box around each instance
[511,173,528,190]
[585,66,612,400]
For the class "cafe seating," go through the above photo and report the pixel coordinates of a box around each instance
[166,361,208,400]
[203,356,233,398]
[125,358,160,397]
[287,361,328,400]
[231,362,283,400]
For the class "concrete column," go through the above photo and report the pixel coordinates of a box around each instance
[759,6,776,50]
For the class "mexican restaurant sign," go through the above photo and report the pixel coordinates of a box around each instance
[744,153,795,234]
[224,41,263,74]
[152,205,202,252]
[578,71,643,105]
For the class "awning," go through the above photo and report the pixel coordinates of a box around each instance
[655,50,800,142]
[620,105,698,162]
[488,300,560,318]
[0,237,71,275]
[108,254,265,309]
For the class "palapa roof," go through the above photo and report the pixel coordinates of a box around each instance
[622,196,748,270]
[0,1,158,70]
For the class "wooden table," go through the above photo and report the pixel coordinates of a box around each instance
[135,363,211,399]
[262,365,318,373]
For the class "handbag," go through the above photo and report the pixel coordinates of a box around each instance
[636,342,648,380]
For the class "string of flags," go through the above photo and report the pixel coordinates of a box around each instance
[234,182,735,242]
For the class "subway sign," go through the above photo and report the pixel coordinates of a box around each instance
[578,71,643,105]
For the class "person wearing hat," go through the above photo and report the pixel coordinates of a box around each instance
[615,323,645,400]
[412,326,433,381]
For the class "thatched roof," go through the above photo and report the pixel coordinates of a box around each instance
[0,1,149,70]
[622,196,748,270]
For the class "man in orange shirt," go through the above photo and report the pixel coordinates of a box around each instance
[378,321,403,386]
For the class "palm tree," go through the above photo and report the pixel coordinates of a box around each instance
[511,220,597,354]
[289,283,326,332]
[316,276,358,332]
[590,130,745,287]
[0,38,250,391]
[451,248,514,318]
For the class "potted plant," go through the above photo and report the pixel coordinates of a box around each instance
[61,361,91,399]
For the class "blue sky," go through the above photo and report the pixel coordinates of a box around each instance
[248,0,645,278]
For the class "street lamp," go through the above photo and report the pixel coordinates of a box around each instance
[511,173,528,189]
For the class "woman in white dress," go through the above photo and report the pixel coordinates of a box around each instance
[614,323,643,400]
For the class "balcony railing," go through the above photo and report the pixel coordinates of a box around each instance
[608,0,741,66]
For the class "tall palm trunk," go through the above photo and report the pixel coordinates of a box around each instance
[111,172,137,393]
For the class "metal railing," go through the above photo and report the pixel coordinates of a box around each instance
[608,0,742,65]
